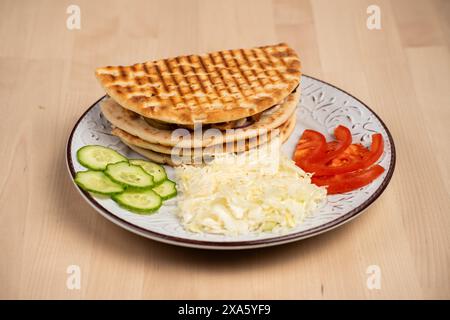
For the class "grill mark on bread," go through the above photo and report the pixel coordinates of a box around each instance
[162,58,186,107]
[218,51,248,104]
[286,58,301,75]
[271,48,288,66]
[227,49,253,89]
[118,66,127,79]
[208,53,234,101]
[197,56,223,105]
[239,49,265,91]
[249,49,275,90]
[141,63,155,95]
[142,63,158,97]
[197,56,226,108]
[173,56,202,112]
[261,47,287,83]
[204,54,232,107]
[186,55,214,106]
[154,62,177,109]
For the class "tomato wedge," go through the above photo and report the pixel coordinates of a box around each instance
[294,125,351,166]
[327,143,369,167]
[302,133,384,175]
[311,165,385,194]
[319,125,352,163]
[293,126,385,194]
[293,130,326,164]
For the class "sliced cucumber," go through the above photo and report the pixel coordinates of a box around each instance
[77,145,127,170]
[75,170,124,195]
[105,161,154,189]
[129,159,167,185]
[152,179,177,200]
[112,189,162,214]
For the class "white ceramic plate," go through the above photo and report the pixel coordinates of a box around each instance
[66,75,395,249]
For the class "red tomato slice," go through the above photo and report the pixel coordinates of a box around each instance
[319,125,352,163]
[327,143,369,167]
[302,133,384,175]
[312,165,385,194]
[293,130,326,164]
[294,126,351,166]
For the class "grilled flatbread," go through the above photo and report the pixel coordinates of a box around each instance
[110,115,288,155]
[111,127,271,155]
[96,43,301,124]
[121,113,297,165]
[100,88,300,148]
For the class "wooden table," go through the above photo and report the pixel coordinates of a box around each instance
[1,0,449,299]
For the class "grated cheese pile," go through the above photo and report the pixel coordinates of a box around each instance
[175,148,326,235]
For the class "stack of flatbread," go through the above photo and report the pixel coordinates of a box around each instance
[96,43,301,165]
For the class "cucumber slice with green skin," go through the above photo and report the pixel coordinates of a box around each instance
[77,145,127,170]
[129,159,167,185]
[112,189,162,214]
[105,161,154,189]
[152,179,177,200]
[75,170,124,195]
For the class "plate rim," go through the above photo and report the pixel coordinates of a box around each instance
[66,74,396,249]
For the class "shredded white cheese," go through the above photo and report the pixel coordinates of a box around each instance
[175,147,326,235]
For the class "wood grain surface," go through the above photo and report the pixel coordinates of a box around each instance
[0,0,449,299]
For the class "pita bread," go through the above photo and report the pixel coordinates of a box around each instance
[112,127,272,155]
[96,43,301,125]
[121,113,297,165]
[110,115,289,155]
[101,88,300,148]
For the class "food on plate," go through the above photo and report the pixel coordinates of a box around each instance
[152,180,177,200]
[100,89,299,148]
[118,113,297,166]
[104,161,155,189]
[175,147,326,235]
[74,145,176,214]
[95,43,301,164]
[77,145,127,170]
[293,126,385,194]
[96,43,300,124]
[311,165,385,194]
[112,189,162,213]
[129,159,167,185]
[319,125,352,163]
[293,126,351,166]
[300,134,384,176]
[75,170,124,195]
[111,125,271,155]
